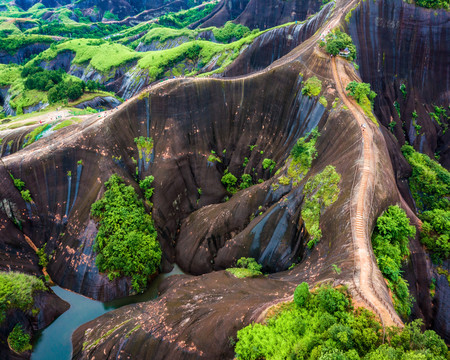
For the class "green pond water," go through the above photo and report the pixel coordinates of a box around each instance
[31,265,185,360]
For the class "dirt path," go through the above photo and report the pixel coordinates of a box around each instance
[331,57,402,327]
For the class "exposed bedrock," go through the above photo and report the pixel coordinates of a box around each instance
[346,0,450,167]
[0,43,51,65]
[70,53,410,358]
[222,2,333,77]
[198,0,322,30]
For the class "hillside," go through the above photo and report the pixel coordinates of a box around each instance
[0,0,448,359]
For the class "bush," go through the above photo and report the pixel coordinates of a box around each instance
[402,145,449,263]
[0,272,46,323]
[91,174,161,292]
[262,158,276,172]
[325,30,357,60]
[240,174,253,189]
[371,205,416,318]
[227,257,262,278]
[213,22,251,43]
[234,284,447,360]
[221,171,238,194]
[8,324,32,353]
[345,81,377,105]
[294,282,310,307]
[302,165,341,248]
[302,76,322,97]
[139,175,155,200]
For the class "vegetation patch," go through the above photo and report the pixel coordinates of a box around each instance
[23,123,51,147]
[278,129,319,188]
[301,76,322,97]
[8,324,32,353]
[0,271,46,323]
[324,29,356,60]
[212,22,252,43]
[158,3,218,28]
[346,81,378,125]
[410,0,449,9]
[226,257,262,278]
[402,145,449,263]
[302,165,341,248]
[371,205,416,318]
[91,174,161,292]
[134,136,153,162]
[235,283,448,360]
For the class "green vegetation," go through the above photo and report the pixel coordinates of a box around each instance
[429,105,449,134]
[134,136,153,162]
[301,76,322,97]
[36,243,48,268]
[240,174,253,189]
[91,174,161,292]
[0,34,53,54]
[282,129,320,187]
[402,145,449,263]
[372,205,416,318]
[226,257,262,278]
[139,175,155,200]
[262,158,276,172]
[9,173,32,202]
[325,30,356,60]
[319,96,327,107]
[158,3,217,28]
[8,324,32,353]
[412,0,449,9]
[212,22,251,43]
[53,119,74,130]
[346,81,378,125]
[0,271,46,323]
[400,83,407,98]
[302,165,341,248]
[23,124,50,147]
[235,283,448,360]
[221,170,238,194]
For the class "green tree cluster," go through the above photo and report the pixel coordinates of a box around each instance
[226,257,262,278]
[212,22,251,43]
[325,30,356,60]
[302,165,341,248]
[345,81,377,105]
[414,0,449,9]
[0,272,46,323]
[372,205,416,318]
[235,283,448,360]
[302,76,322,97]
[8,324,32,353]
[158,3,217,29]
[139,175,155,200]
[402,145,449,263]
[91,174,161,292]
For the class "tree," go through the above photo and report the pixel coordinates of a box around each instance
[294,282,310,307]
[67,82,83,101]
[346,81,376,105]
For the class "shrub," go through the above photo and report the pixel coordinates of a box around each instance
[8,324,32,353]
[20,190,32,203]
[227,257,262,278]
[371,205,416,317]
[91,175,161,292]
[235,284,447,360]
[302,76,322,97]
[294,282,310,307]
[302,165,341,248]
[139,175,155,200]
[262,158,276,172]
[0,272,46,323]
[213,22,251,43]
[346,81,377,105]
[240,174,253,189]
[36,243,48,268]
[221,171,237,193]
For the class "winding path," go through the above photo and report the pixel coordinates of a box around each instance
[331,57,402,327]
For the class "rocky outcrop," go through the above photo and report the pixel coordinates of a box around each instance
[0,43,51,65]
[346,0,450,167]
[222,2,333,76]
[197,0,323,29]
[74,96,121,110]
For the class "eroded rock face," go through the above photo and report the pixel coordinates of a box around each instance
[222,3,332,77]
[198,0,322,30]
[0,43,51,65]
[346,0,450,167]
